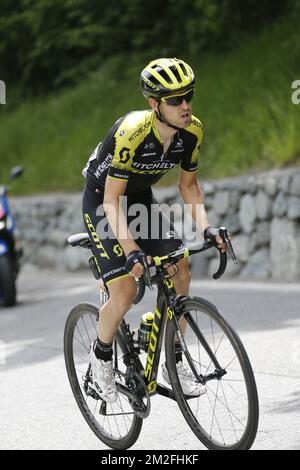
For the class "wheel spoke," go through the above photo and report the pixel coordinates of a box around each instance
[166,300,258,449]
[64,304,141,448]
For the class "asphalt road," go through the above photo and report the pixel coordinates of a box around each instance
[0,267,300,451]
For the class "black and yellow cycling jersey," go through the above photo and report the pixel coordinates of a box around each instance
[83,109,203,194]
[82,186,183,285]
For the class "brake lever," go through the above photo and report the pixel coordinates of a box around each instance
[141,255,153,290]
[219,227,238,264]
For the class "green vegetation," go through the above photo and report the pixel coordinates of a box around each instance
[0,0,285,94]
[0,10,299,194]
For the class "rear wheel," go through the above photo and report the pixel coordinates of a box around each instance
[0,255,17,307]
[64,302,143,450]
[165,297,259,450]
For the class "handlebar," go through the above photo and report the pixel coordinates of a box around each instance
[212,227,228,280]
[132,227,238,305]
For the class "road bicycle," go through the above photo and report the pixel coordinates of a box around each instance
[64,228,259,450]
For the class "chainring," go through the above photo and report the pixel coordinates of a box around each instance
[126,371,151,419]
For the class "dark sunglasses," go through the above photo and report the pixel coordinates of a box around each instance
[161,89,195,106]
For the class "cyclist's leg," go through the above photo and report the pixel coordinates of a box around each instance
[82,185,137,344]
[98,276,137,343]
[167,257,191,336]
[167,257,191,296]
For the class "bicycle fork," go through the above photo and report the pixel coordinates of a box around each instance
[171,299,227,385]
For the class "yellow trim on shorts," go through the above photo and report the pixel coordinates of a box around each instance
[105,273,131,285]
[107,175,128,182]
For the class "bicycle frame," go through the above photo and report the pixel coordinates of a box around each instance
[67,228,236,404]
[116,272,193,401]
[113,275,172,395]
[116,269,228,404]
[143,277,173,396]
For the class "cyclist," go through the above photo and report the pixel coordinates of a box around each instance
[82,58,227,403]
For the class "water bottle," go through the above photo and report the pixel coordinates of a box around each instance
[138,312,154,351]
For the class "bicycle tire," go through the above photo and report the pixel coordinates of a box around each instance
[64,302,143,450]
[0,255,17,307]
[165,296,259,450]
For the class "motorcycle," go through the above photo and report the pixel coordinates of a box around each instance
[0,166,24,307]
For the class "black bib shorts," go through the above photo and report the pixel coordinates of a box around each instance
[82,185,183,286]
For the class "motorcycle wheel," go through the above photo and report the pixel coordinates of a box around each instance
[0,255,17,307]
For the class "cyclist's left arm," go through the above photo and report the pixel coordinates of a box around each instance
[178,169,227,252]
[178,168,209,233]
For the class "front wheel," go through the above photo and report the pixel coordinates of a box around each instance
[64,302,143,450]
[165,296,259,450]
[0,254,17,307]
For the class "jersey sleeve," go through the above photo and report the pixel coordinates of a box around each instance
[107,111,152,182]
[180,117,203,172]
[107,139,134,183]
[107,149,134,182]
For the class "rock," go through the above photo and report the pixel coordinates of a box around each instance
[289,173,300,197]
[287,197,300,219]
[272,192,287,217]
[240,248,271,279]
[223,258,242,277]
[35,246,58,269]
[48,229,69,248]
[247,176,258,194]
[207,209,221,228]
[231,234,251,263]
[204,195,213,210]
[222,212,241,234]
[249,221,270,251]
[256,190,272,220]
[213,191,230,216]
[229,190,241,211]
[62,245,90,272]
[264,176,278,197]
[189,254,210,279]
[270,218,300,280]
[202,181,215,196]
[228,176,247,193]
[239,194,256,234]
[278,174,290,193]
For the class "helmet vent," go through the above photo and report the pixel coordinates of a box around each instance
[179,62,188,77]
[158,68,173,84]
[169,65,182,83]
[149,75,160,87]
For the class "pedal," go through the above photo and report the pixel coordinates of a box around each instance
[86,386,101,400]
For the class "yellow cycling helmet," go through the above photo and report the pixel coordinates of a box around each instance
[140,58,195,99]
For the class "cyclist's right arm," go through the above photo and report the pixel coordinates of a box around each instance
[103,177,140,257]
[103,178,151,278]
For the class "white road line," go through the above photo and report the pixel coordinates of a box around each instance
[191,280,300,293]
[19,276,300,304]
[19,285,95,303]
